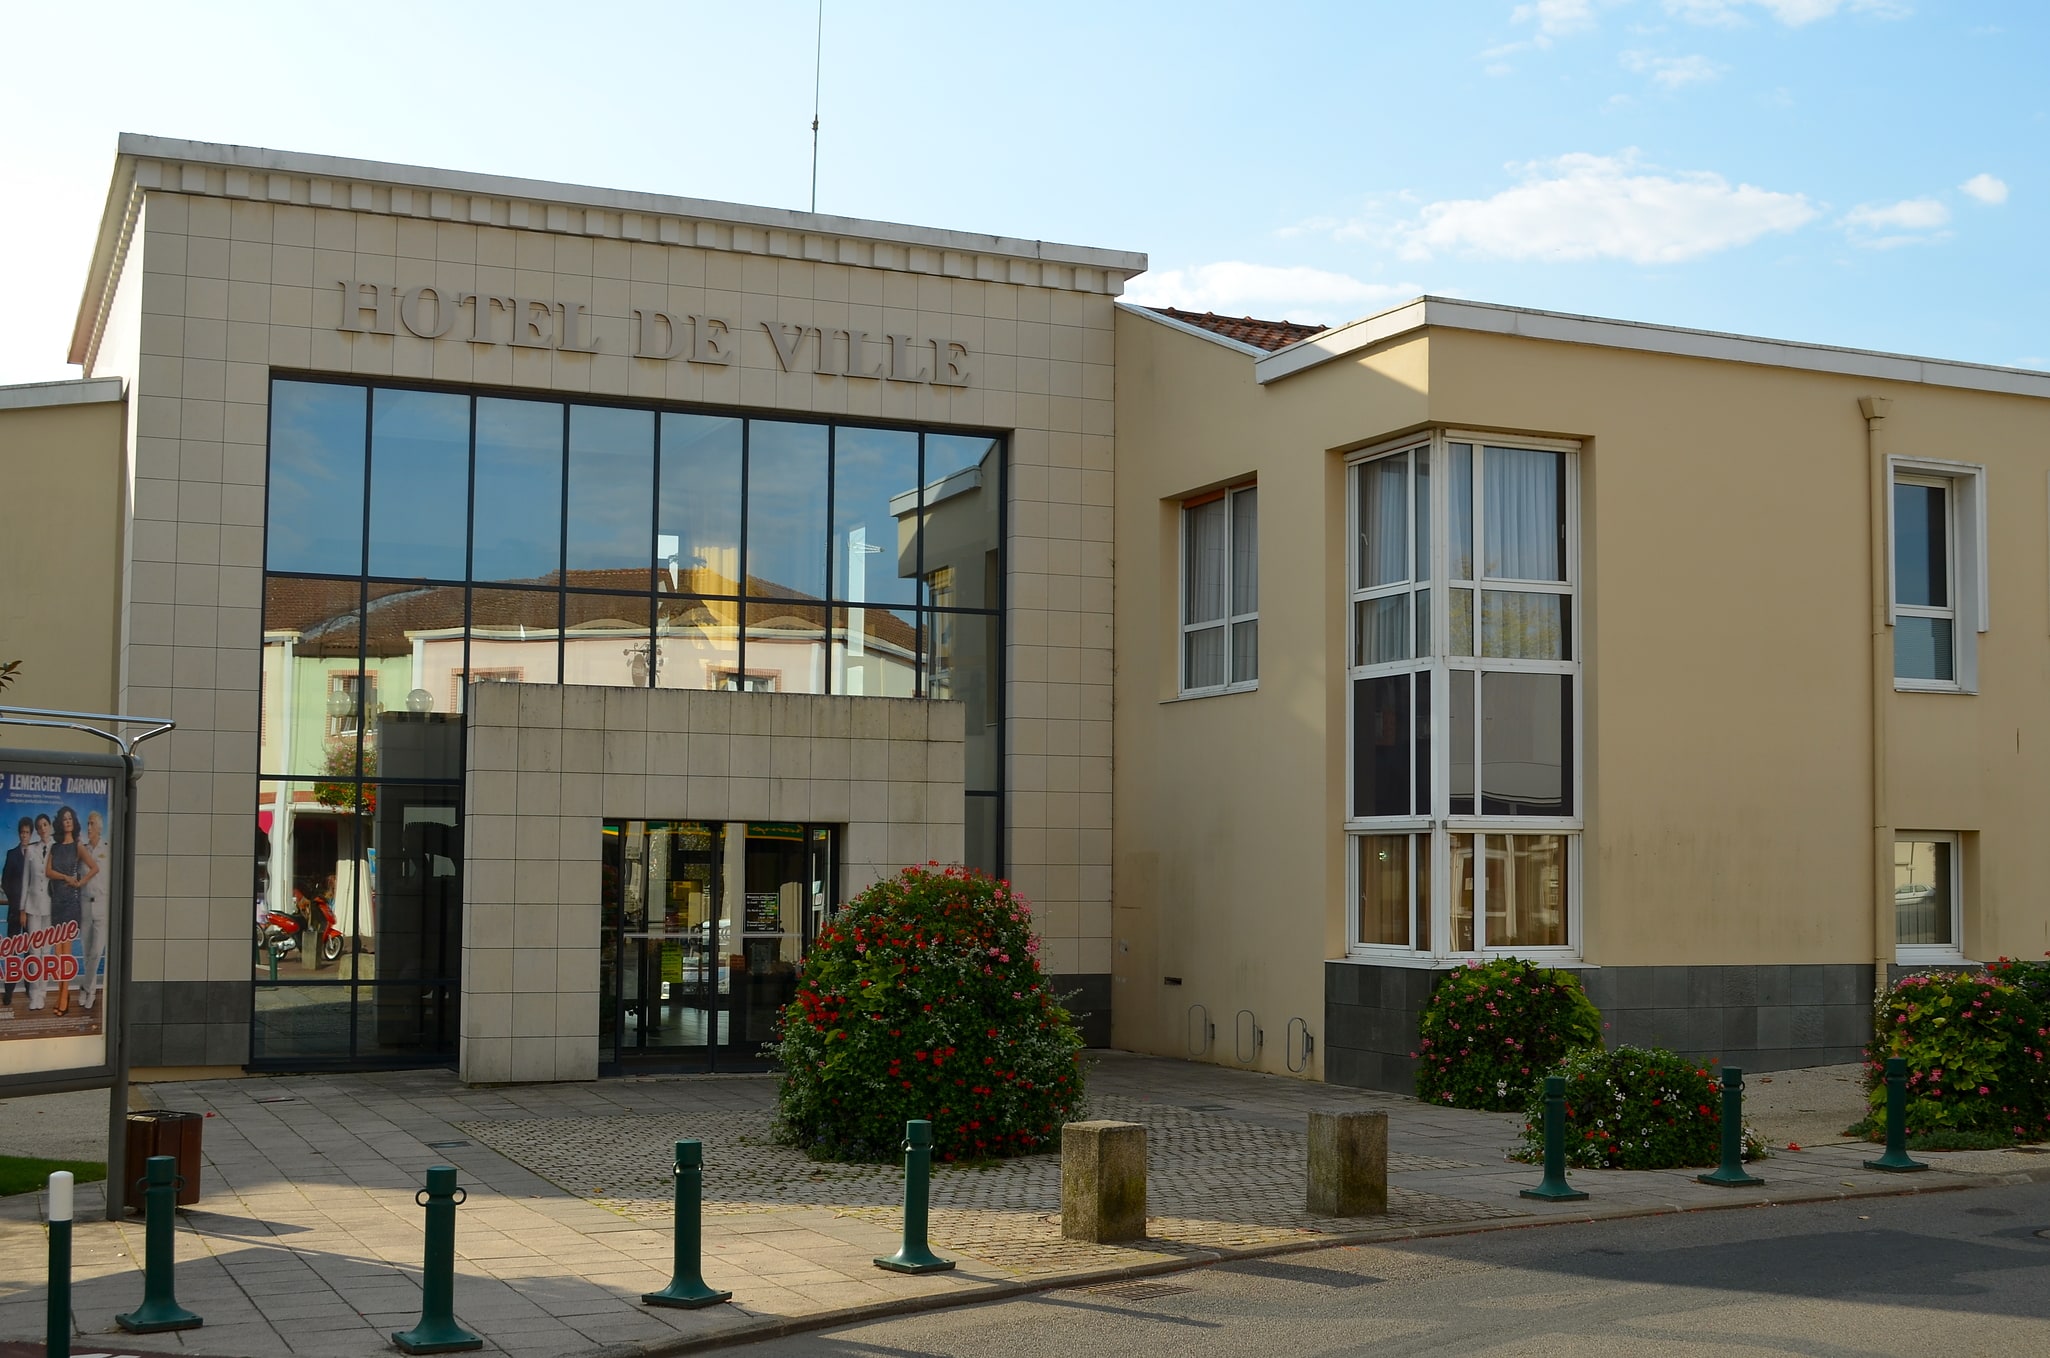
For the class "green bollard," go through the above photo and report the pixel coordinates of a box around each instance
[1521,1076,1590,1202]
[393,1166,483,1354]
[874,1120,956,1273]
[1698,1066,1765,1187]
[641,1140,731,1309]
[47,1171,73,1358]
[1863,1056,1929,1173]
[117,1155,202,1333]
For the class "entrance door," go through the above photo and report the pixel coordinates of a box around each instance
[600,820,837,1071]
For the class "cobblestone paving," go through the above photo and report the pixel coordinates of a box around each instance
[456,1095,1522,1277]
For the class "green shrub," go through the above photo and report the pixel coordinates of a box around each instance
[1413,958,1602,1110]
[1512,1046,1762,1170]
[1854,970,2050,1143]
[1986,953,2050,1012]
[773,864,1085,1162]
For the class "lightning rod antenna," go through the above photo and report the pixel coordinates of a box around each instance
[809,0,823,213]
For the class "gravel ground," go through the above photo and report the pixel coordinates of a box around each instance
[1738,1063,1870,1148]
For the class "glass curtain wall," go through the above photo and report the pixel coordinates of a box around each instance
[1347,433,1579,959]
[257,376,1008,1067]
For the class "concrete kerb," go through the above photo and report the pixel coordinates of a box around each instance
[569,1166,2038,1358]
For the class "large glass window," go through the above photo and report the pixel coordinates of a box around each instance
[262,379,1011,1066]
[1348,434,1579,958]
[1895,833,1963,961]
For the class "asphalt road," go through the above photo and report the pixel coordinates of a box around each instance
[726,1180,2050,1357]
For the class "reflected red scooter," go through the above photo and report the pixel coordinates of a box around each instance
[259,888,344,967]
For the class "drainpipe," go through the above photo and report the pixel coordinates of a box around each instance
[1861,396,1893,1009]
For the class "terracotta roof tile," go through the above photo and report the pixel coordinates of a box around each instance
[1146,306,1328,352]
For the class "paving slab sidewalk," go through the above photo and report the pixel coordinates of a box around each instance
[1,1052,2043,1358]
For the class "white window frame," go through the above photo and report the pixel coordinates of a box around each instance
[1887,456,1986,694]
[1177,482,1258,696]
[1345,430,1583,963]
[1893,830,1966,966]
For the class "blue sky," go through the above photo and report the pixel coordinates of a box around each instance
[4,0,2043,382]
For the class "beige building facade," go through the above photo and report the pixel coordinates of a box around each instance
[7,135,2049,1089]
[1114,299,2050,1089]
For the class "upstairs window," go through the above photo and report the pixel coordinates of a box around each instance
[1890,459,1985,692]
[1181,483,1258,693]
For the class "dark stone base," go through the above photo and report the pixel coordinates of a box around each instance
[1325,962,1877,1095]
[126,980,251,1068]
[1050,973,1112,1048]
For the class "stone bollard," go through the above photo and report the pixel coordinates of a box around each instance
[1306,1111,1388,1217]
[1061,1121,1147,1243]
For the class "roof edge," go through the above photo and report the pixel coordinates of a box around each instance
[1255,295,2050,399]
[1115,301,1268,358]
[0,376,125,412]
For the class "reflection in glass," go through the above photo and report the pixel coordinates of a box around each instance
[655,595,743,691]
[921,611,1000,787]
[268,381,366,575]
[745,601,828,694]
[473,398,564,583]
[1448,443,1473,580]
[1185,627,1224,690]
[1449,587,1475,656]
[1895,838,1954,947]
[1480,591,1568,660]
[964,794,1001,878]
[1893,483,1948,607]
[253,985,353,1063]
[1415,835,1432,952]
[1450,833,1476,951]
[567,405,655,579]
[1481,672,1571,816]
[1484,446,1564,581]
[1352,674,1411,818]
[1357,834,1409,946]
[1358,451,1410,589]
[922,434,1001,611]
[834,604,918,698]
[659,413,742,594]
[564,593,655,687]
[1415,587,1431,658]
[1487,834,1568,948]
[1895,616,1954,683]
[1449,669,1474,816]
[747,421,829,599]
[1354,596,1409,666]
[368,389,469,580]
[833,427,919,608]
[464,587,563,701]
[262,576,364,778]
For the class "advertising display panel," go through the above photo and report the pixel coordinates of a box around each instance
[0,749,125,1084]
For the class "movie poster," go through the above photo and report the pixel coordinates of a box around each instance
[0,761,117,1076]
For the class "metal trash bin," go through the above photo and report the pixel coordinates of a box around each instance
[125,1110,203,1208]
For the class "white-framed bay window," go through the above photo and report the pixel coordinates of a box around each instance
[1346,432,1581,959]
[1889,456,1985,692]
[1180,482,1258,694]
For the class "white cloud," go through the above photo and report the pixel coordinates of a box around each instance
[1843,197,1950,230]
[1665,0,1910,26]
[1512,0,1601,42]
[1121,263,1422,326]
[1840,196,1951,248]
[1619,50,1727,87]
[1960,173,2009,205]
[1391,152,1817,264]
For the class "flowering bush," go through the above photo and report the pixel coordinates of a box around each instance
[1986,952,2050,1012]
[1856,970,2050,1142]
[1412,958,1602,1111]
[773,864,1085,1162]
[1512,1046,1761,1170]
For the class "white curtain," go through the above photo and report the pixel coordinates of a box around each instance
[1484,446,1561,581]
[1359,453,1410,588]
[1184,499,1227,625]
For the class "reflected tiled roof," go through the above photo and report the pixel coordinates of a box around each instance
[1146,306,1328,352]
[262,568,918,658]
